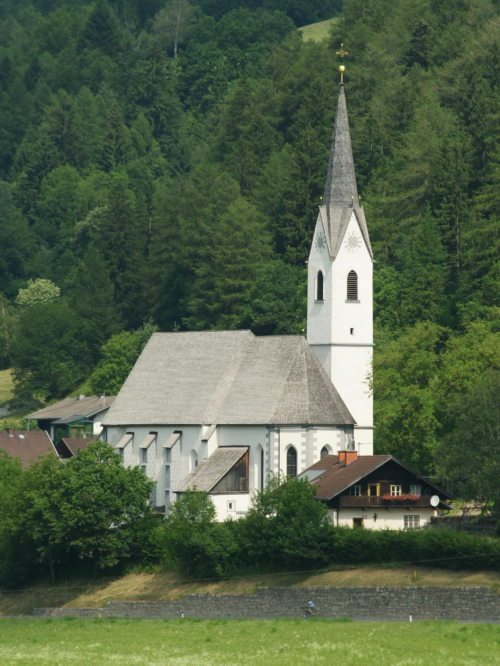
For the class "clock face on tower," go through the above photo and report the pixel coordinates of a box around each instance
[315,231,326,251]
[345,231,362,252]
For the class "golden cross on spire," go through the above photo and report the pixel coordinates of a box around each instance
[336,43,349,84]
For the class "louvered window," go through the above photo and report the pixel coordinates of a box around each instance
[286,446,297,477]
[347,270,358,301]
[316,271,324,301]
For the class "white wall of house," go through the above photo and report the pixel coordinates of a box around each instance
[331,507,438,530]
[210,493,252,521]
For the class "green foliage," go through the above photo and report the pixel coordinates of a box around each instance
[0,0,497,499]
[438,368,500,520]
[1,441,155,584]
[158,491,238,578]
[11,301,92,401]
[15,278,60,307]
[89,321,158,395]
[331,527,500,571]
[374,323,446,473]
[238,475,332,568]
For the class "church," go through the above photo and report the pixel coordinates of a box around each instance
[102,75,374,520]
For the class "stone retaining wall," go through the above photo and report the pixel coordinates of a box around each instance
[33,586,499,622]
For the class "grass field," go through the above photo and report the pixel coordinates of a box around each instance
[1,566,498,616]
[299,17,339,42]
[0,618,498,665]
[0,368,13,405]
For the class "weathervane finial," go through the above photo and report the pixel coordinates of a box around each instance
[336,42,349,85]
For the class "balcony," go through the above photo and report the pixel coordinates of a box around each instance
[339,495,433,509]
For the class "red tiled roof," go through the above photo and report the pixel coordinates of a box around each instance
[301,454,392,500]
[0,430,59,469]
[60,436,98,456]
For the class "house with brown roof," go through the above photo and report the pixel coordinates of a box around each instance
[27,395,114,445]
[0,430,59,469]
[299,451,452,530]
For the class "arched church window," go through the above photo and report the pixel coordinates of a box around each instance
[320,446,330,459]
[347,270,358,301]
[316,271,324,301]
[286,446,297,477]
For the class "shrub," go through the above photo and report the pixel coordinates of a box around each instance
[237,476,332,569]
[331,527,500,570]
[158,491,238,578]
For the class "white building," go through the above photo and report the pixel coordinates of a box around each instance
[102,80,375,520]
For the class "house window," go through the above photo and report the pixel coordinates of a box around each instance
[164,449,171,464]
[404,515,421,529]
[316,271,324,301]
[410,484,421,496]
[286,446,297,477]
[390,484,402,496]
[352,485,362,496]
[320,446,330,459]
[347,270,358,301]
[353,517,364,528]
[227,500,235,512]
[165,464,170,489]
[368,483,379,497]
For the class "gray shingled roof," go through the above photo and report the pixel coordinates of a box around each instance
[318,85,372,259]
[103,331,354,427]
[177,447,248,493]
[27,395,115,421]
[323,85,359,208]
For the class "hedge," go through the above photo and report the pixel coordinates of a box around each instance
[331,527,500,570]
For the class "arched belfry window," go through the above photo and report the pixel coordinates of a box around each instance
[347,270,358,301]
[286,446,297,477]
[316,271,324,301]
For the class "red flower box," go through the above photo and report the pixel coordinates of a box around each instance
[381,494,419,502]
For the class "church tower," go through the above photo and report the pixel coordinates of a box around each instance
[307,70,374,454]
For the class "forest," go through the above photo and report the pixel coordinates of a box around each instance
[0,0,498,507]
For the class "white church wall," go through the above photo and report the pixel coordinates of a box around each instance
[307,220,334,348]
[217,425,267,496]
[105,424,203,508]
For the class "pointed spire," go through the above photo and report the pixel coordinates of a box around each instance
[322,83,359,208]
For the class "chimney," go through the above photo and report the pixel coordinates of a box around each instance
[338,450,358,466]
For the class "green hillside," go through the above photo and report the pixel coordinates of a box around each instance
[0,0,497,507]
[299,17,339,42]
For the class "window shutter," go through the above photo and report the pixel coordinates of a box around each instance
[347,270,358,300]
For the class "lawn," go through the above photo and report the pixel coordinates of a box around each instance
[0,618,498,665]
[299,17,339,42]
[0,369,13,405]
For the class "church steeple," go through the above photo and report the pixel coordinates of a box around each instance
[322,83,359,208]
[307,64,374,456]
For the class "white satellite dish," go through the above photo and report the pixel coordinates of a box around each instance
[430,495,440,507]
